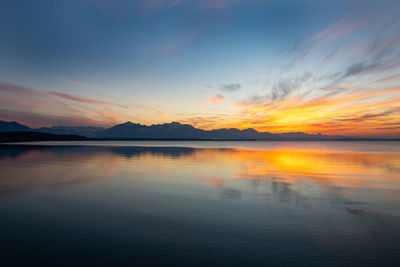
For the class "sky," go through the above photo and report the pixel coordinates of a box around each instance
[0,0,399,137]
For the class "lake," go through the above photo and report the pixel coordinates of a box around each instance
[0,141,399,266]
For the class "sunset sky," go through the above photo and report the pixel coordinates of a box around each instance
[0,0,399,137]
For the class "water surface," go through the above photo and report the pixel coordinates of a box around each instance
[0,141,399,266]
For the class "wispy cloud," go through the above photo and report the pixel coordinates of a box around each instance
[203,94,225,105]
[0,108,104,128]
[298,1,400,60]
[239,71,313,106]
[0,81,167,127]
[307,16,348,42]
[372,73,400,84]
[0,81,119,107]
[47,75,110,92]
[220,83,241,92]
[46,91,117,106]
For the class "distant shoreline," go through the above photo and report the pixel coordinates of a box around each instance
[0,131,398,143]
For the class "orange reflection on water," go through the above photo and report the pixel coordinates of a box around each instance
[155,145,400,190]
[200,148,399,190]
[0,143,399,198]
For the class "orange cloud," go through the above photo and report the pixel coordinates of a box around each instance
[203,94,225,105]
[230,86,400,137]
[46,91,117,106]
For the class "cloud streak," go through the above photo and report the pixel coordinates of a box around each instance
[0,81,119,107]
[220,83,241,92]
[0,81,167,127]
[203,94,225,105]
[47,75,110,92]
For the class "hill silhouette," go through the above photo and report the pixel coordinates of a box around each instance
[0,121,31,132]
[0,132,86,143]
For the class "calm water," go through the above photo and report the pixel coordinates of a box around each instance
[0,141,399,266]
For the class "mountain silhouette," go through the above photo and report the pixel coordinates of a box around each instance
[91,121,334,140]
[0,121,31,132]
[100,121,209,139]
[36,126,105,137]
[0,120,338,140]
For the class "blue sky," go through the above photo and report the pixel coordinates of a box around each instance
[0,0,399,137]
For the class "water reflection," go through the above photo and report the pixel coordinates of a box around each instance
[0,143,399,265]
[1,144,398,195]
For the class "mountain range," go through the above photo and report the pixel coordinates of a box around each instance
[0,120,338,140]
